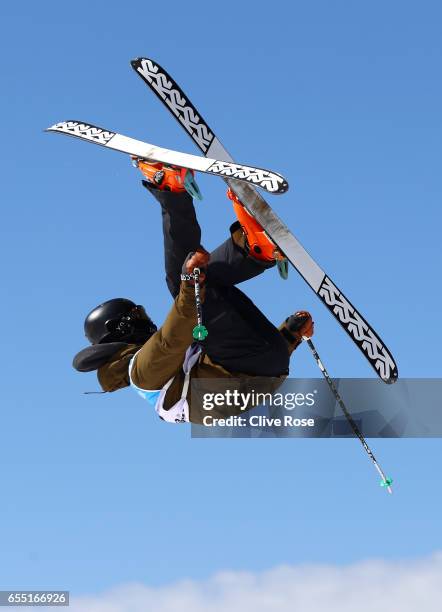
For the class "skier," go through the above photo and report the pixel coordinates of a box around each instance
[73,163,314,424]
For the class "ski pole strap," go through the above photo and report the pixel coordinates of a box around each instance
[180,268,208,341]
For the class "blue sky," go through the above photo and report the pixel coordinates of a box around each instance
[1,0,441,603]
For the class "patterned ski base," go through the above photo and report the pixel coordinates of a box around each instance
[46,121,288,195]
[132,58,215,153]
[48,121,116,145]
[318,277,396,381]
[131,57,398,383]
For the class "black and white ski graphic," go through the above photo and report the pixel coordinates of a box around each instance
[46,121,288,195]
[131,56,398,384]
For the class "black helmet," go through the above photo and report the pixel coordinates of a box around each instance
[84,298,157,345]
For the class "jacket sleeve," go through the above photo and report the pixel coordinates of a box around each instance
[130,282,204,390]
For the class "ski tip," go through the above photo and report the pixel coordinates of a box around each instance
[268,177,289,195]
[131,56,152,64]
[277,180,289,194]
[131,57,154,69]
[131,57,167,74]
[45,122,66,133]
[383,368,399,385]
[46,120,75,131]
[251,173,289,195]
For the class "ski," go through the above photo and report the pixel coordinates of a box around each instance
[45,120,288,195]
[130,57,398,384]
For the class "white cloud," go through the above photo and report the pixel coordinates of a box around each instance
[70,552,442,612]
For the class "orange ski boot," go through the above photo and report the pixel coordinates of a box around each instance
[134,158,202,199]
[227,188,288,278]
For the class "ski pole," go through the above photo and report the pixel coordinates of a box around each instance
[303,337,393,494]
[192,267,208,342]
